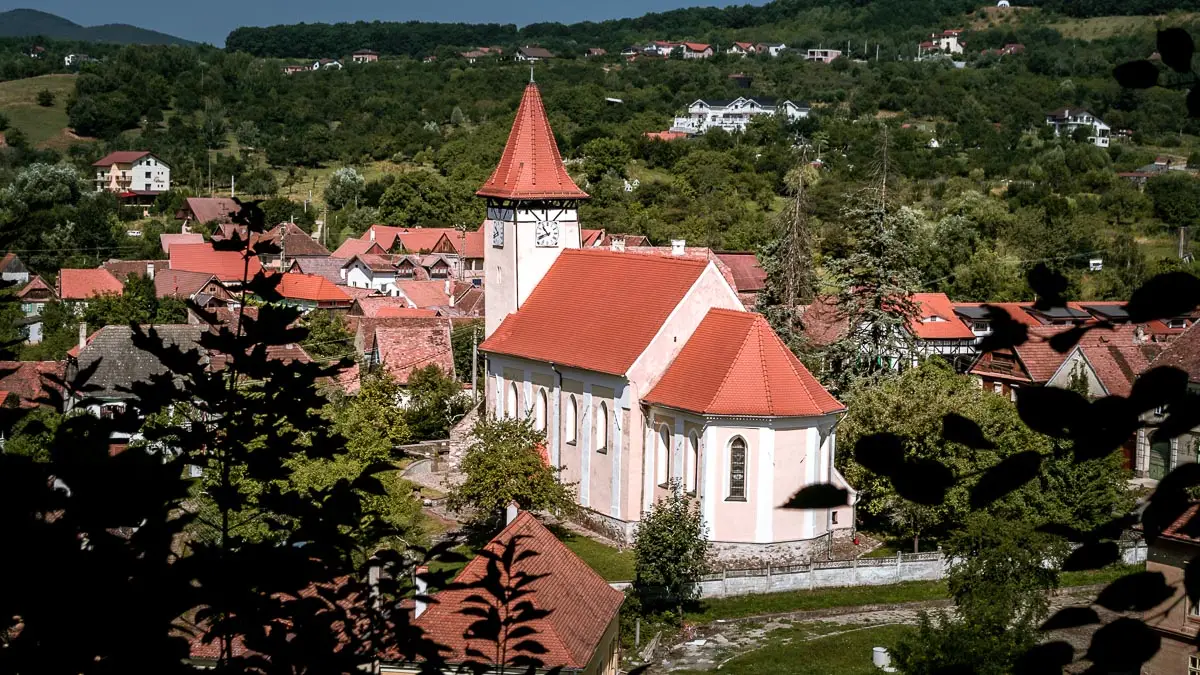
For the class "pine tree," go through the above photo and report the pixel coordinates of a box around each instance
[757,163,817,355]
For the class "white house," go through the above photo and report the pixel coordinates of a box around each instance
[341,254,398,294]
[758,42,788,57]
[478,81,854,561]
[805,48,842,63]
[681,42,714,59]
[92,151,170,194]
[727,42,757,56]
[1046,107,1111,148]
[672,97,811,135]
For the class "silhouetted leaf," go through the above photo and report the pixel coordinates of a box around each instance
[1061,541,1119,571]
[782,484,848,509]
[891,458,955,506]
[970,451,1042,509]
[1085,618,1161,672]
[942,413,995,450]
[977,305,1029,354]
[853,433,905,477]
[1129,366,1189,413]
[1185,553,1200,606]
[1014,641,1074,674]
[1015,386,1089,438]
[1154,392,1200,442]
[1113,59,1161,88]
[1159,28,1195,73]
[1036,523,1086,541]
[1039,607,1100,631]
[1094,571,1172,611]
[1190,86,1200,118]
[1028,263,1069,310]
[1048,324,1096,353]
[1126,272,1200,322]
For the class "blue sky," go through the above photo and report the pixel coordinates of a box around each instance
[2,0,750,46]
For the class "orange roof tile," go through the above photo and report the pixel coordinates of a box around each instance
[715,252,766,293]
[396,280,452,309]
[373,320,454,384]
[911,293,975,339]
[481,249,709,375]
[476,83,589,200]
[1074,324,1164,397]
[159,232,205,254]
[17,275,55,300]
[274,273,352,303]
[581,228,605,247]
[331,238,387,259]
[409,512,623,669]
[364,226,463,254]
[169,243,263,282]
[462,229,484,258]
[57,268,124,300]
[645,308,843,416]
[0,361,65,408]
[1161,503,1200,543]
[375,307,439,318]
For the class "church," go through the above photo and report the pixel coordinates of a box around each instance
[478,82,855,560]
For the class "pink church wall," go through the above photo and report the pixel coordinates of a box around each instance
[709,425,760,543]
[772,426,813,541]
[588,386,616,513]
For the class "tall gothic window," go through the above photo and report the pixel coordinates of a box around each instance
[506,382,518,418]
[686,431,699,495]
[596,402,609,453]
[534,389,547,431]
[657,425,671,487]
[565,395,577,444]
[728,437,747,500]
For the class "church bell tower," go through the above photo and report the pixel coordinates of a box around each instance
[479,81,589,339]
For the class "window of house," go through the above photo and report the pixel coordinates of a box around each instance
[686,431,699,495]
[728,437,747,500]
[1190,599,1200,619]
[506,382,518,418]
[596,402,608,453]
[832,511,839,525]
[534,389,547,432]
[656,425,670,487]
[1190,655,1200,675]
[1169,318,1190,329]
[993,382,1003,394]
[145,171,152,179]
[565,395,577,444]
[397,265,415,278]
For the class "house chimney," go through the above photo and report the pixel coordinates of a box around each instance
[414,565,429,618]
[611,236,626,252]
[671,239,686,256]
[369,228,376,242]
[506,500,520,525]
[78,322,87,352]
[146,262,155,280]
[444,278,451,298]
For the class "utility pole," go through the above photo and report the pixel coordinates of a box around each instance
[231,174,235,199]
[876,43,880,61]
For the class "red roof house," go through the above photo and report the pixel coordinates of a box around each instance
[169,243,263,282]
[371,319,454,384]
[332,238,387,259]
[57,268,123,300]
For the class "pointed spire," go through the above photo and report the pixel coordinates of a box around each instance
[476,83,589,201]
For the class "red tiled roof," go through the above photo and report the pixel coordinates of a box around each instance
[1152,321,1200,382]
[347,254,395,273]
[0,361,65,408]
[262,222,331,257]
[715,252,766,293]
[911,293,975,339]
[1076,324,1163,397]
[409,512,623,669]
[275,273,351,303]
[57,268,123,300]
[153,269,219,299]
[17,275,55,300]
[476,83,589,200]
[581,228,605,247]
[462,229,484,258]
[644,131,689,141]
[683,42,711,51]
[92,150,150,166]
[600,233,651,248]
[101,259,161,281]
[350,296,413,318]
[396,280,452,309]
[170,243,263,282]
[365,226,462,254]
[332,238,387,259]
[375,307,439,318]
[645,308,843,416]
[373,320,454,384]
[1011,326,1072,382]
[1162,503,1200,543]
[481,249,709,375]
[159,233,205,253]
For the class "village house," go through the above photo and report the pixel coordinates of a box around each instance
[342,254,399,294]
[65,324,207,416]
[379,507,624,675]
[314,58,342,70]
[17,276,55,343]
[57,268,123,305]
[267,272,352,312]
[921,29,965,55]
[176,197,240,229]
[287,257,350,285]
[153,269,234,306]
[586,48,607,57]
[351,49,379,63]
[673,97,810,135]
[681,42,714,59]
[366,318,455,386]
[92,151,170,194]
[757,42,788,56]
[257,222,332,270]
[478,82,853,558]
[169,242,263,285]
[805,48,842,63]
[1135,323,1200,481]
[0,252,29,284]
[727,42,758,56]
[1142,503,1200,675]
[159,233,205,254]
[644,41,680,57]
[515,46,555,62]
[0,360,64,409]
[331,238,387,259]
[1045,107,1111,148]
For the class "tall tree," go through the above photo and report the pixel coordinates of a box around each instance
[757,163,818,354]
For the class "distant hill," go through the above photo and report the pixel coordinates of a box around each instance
[0,8,194,46]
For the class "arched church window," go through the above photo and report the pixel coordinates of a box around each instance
[728,437,747,500]
[657,425,671,487]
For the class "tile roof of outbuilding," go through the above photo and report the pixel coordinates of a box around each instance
[153,269,219,299]
[169,243,263,282]
[57,268,124,300]
[159,233,205,254]
[476,83,589,200]
[274,273,351,303]
[289,257,350,285]
[1076,325,1163,397]
[331,238,387,259]
[0,361,65,408]
[17,275,55,299]
[714,251,766,293]
[1151,321,1200,383]
[396,280,452,309]
[262,222,331,257]
[373,320,454,384]
[645,308,843,416]
[480,248,709,375]
[911,293,976,339]
[408,511,623,669]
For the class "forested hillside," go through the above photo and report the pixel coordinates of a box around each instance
[0,9,194,46]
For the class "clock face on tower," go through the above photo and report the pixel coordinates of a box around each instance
[534,220,560,247]
[491,220,504,247]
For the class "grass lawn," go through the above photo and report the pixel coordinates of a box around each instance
[0,74,79,148]
[549,525,636,582]
[686,581,947,623]
[680,623,913,675]
[272,160,402,208]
